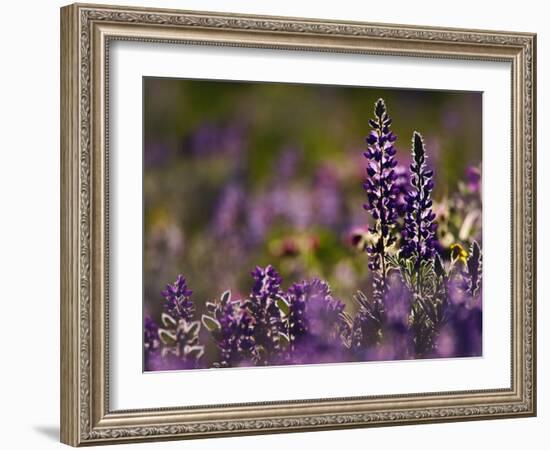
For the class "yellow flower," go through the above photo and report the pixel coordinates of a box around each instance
[450,243,468,265]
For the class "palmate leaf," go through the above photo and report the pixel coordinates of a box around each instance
[387,254,437,294]
[183,345,205,360]
[161,312,177,329]
[158,328,177,346]
[179,320,201,338]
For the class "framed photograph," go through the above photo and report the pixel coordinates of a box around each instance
[60,3,536,446]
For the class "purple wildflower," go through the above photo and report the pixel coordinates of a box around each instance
[144,316,160,355]
[243,265,285,364]
[363,98,399,297]
[250,265,283,299]
[277,146,301,180]
[435,304,482,357]
[393,164,411,218]
[384,272,412,328]
[203,291,259,367]
[347,286,384,353]
[401,132,438,265]
[212,182,245,237]
[313,165,342,227]
[465,166,481,193]
[350,273,413,359]
[161,275,195,321]
[187,122,246,157]
[285,279,347,363]
[288,279,345,339]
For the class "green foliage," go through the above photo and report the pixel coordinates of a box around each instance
[467,241,482,296]
[201,315,221,333]
[276,295,290,317]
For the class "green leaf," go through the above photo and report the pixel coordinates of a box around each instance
[158,329,177,346]
[205,302,217,314]
[340,311,354,328]
[434,254,446,278]
[220,290,231,304]
[184,345,205,360]
[375,98,386,118]
[278,332,290,348]
[353,290,370,309]
[467,240,482,295]
[180,320,200,337]
[201,314,221,332]
[161,313,177,329]
[276,295,290,317]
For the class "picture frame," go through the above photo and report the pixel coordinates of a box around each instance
[60,2,536,446]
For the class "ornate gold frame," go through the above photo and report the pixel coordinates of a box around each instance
[60,3,536,446]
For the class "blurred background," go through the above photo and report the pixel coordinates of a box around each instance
[143,77,481,320]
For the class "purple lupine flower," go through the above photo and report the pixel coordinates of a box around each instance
[401,132,438,265]
[286,284,308,348]
[203,291,259,367]
[277,146,301,180]
[384,271,412,328]
[212,182,245,236]
[350,273,413,360]
[285,278,347,363]
[243,265,285,363]
[187,122,246,157]
[250,265,283,304]
[313,165,342,228]
[288,279,345,340]
[363,98,399,297]
[247,187,313,243]
[433,245,482,358]
[284,188,313,230]
[187,122,218,156]
[465,166,481,193]
[144,316,160,356]
[161,275,195,321]
[350,291,382,353]
[393,164,411,218]
[434,304,482,357]
[247,195,271,242]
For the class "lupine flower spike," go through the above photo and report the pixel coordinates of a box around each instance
[363,98,399,300]
[401,132,438,269]
[161,275,195,321]
[243,265,285,364]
